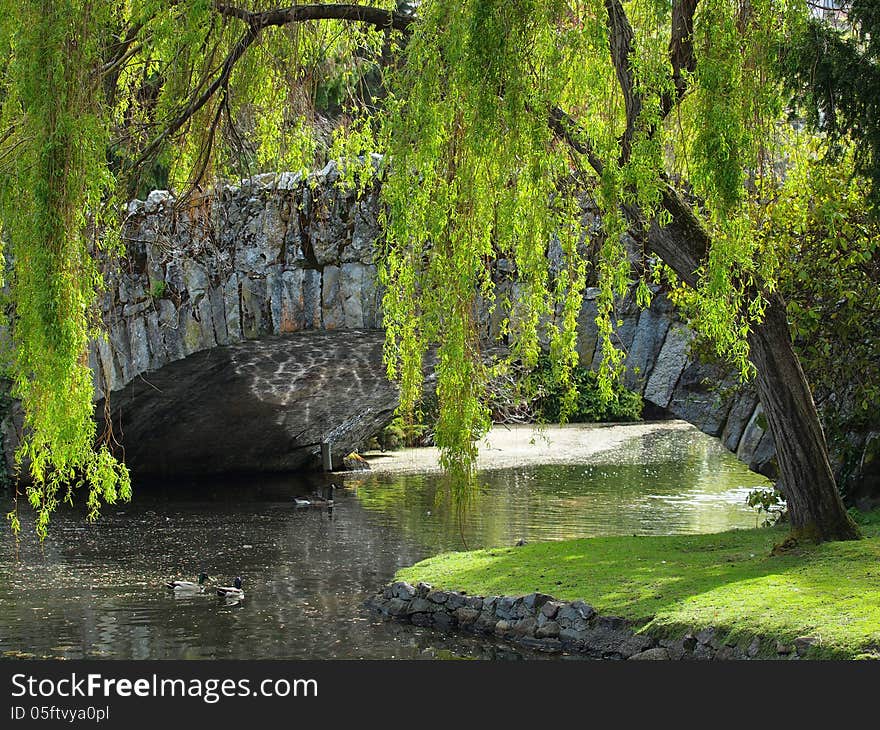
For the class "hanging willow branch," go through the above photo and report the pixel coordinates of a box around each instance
[136,2,416,168]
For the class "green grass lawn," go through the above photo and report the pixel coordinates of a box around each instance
[396,511,880,659]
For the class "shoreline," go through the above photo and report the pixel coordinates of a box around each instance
[367,582,801,660]
[377,512,880,660]
[361,420,694,475]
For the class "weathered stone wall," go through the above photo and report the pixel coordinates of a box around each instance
[92,161,384,402]
[368,581,815,660]
[574,287,777,478]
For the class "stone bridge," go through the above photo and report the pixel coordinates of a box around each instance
[4,162,777,479]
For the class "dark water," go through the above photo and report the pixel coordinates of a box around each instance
[0,424,768,660]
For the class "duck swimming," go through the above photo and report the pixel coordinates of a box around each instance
[216,576,244,600]
[166,572,210,593]
[294,484,336,508]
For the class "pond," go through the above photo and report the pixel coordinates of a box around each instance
[0,422,770,660]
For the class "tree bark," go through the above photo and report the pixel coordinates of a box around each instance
[746,293,860,541]
[644,187,860,542]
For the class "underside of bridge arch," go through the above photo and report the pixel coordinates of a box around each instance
[96,330,397,477]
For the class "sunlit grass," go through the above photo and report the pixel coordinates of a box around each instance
[396,511,880,658]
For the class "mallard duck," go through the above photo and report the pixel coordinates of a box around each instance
[216,576,244,599]
[166,572,210,593]
[295,484,336,508]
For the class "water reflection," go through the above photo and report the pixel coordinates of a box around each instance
[353,426,770,549]
[0,424,768,660]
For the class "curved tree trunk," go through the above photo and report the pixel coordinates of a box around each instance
[643,187,860,542]
[746,293,860,541]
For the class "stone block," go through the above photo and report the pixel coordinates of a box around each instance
[96,335,123,393]
[209,286,229,346]
[445,592,467,611]
[455,608,480,626]
[321,265,343,330]
[128,315,151,378]
[576,289,600,367]
[541,601,564,619]
[737,404,767,465]
[433,612,456,630]
[426,590,448,604]
[512,617,538,637]
[720,390,757,453]
[624,308,672,393]
[668,362,737,437]
[341,263,367,328]
[278,269,304,333]
[183,260,210,298]
[521,592,552,614]
[240,276,268,339]
[644,322,693,409]
[391,581,416,600]
[303,268,322,330]
[495,596,520,620]
[108,321,133,385]
[224,274,242,343]
[535,621,560,639]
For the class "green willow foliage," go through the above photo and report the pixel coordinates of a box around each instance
[377,2,587,495]
[0,0,864,529]
[0,0,130,537]
[764,140,880,488]
[668,0,801,374]
[371,0,809,503]
[123,0,393,191]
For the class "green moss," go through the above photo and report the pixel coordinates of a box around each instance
[149,279,167,300]
[396,512,880,659]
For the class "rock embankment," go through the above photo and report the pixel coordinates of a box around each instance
[368,581,813,660]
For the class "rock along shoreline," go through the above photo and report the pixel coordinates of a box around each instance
[367,581,814,660]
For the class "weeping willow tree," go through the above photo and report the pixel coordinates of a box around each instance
[0,0,131,537]
[0,0,864,542]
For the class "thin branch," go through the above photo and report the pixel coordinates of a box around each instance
[548,106,605,176]
[134,3,416,168]
[103,19,146,72]
[182,86,227,201]
[214,3,415,33]
[135,25,257,168]
[0,122,17,148]
[547,107,710,286]
[604,0,640,163]
[101,41,143,77]
[661,0,698,119]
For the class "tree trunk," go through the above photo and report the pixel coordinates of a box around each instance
[641,186,860,542]
[746,292,860,541]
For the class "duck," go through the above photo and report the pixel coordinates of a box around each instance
[216,576,244,600]
[294,484,336,508]
[166,572,210,593]
[310,483,336,506]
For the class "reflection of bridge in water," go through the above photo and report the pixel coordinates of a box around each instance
[2,163,775,479]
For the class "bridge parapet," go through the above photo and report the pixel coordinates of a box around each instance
[92,161,384,401]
